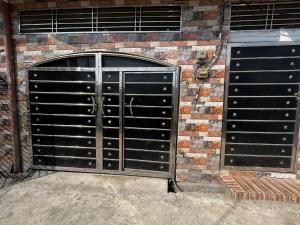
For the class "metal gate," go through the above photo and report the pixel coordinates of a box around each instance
[222,44,300,172]
[28,52,180,178]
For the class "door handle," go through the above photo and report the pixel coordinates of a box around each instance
[101,97,105,115]
[91,96,96,114]
[129,97,135,116]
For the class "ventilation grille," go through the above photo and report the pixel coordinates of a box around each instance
[19,10,53,33]
[19,6,181,34]
[230,2,300,30]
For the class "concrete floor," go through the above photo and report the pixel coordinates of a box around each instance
[0,172,299,225]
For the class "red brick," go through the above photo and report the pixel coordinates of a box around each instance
[191,114,218,120]
[178,140,190,148]
[124,42,150,48]
[210,96,223,102]
[197,40,218,45]
[212,141,221,149]
[179,131,199,137]
[56,44,80,50]
[160,41,187,47]
[214,70,225,78]
[183,32,198,40]
[193,157,208,165]
[194,124,209,132]
[190,148,216,154]
[228,171,257,177]
[181,70,193,79]
[178,59,198,65]
[203,10,219,20]
[206,50,215,60]
[180,96,194,102]
[208,131,221,137]
[146,33,160,41]
[161,51,178,60]
[27,45,49,51]
[57,1,81,7]
[180,106,192,114]
[47,37,58,45]
[13,2,48,10]
[213,106,223,114]
[176,163,205,170]
[92,43,115,49]
[199,88,210,97]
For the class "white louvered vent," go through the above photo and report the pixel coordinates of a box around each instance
[19,6,181,34]
[230,2,300,30]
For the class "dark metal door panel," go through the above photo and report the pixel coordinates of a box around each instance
[124,95,172,106]
[30,93,96,104]
[122,72,175,174]
[32,125,96,136]
[228,85,298,96]
[125,150,169,162]
[224,156,291,168]
[33,156,96,169]
[103,138,119,149]
[226,133,294,144]
[231,46,300,58]
[125,84,173,94]
[230,58,300,71]
[29,70,95,81]
[124,160,169,172]
[223,44,300,172]
[124,118,171,129]
[125,73,173,82]
[226,121,295,132]
[225,144,293,156]
[101,71,121,171]
[29,69,97,170]
[31,115,95,126]
[32,135,96,147]
[125,128,171,140]
[227,109,296,120]
[33,146,96,158]
[229,71,300,83]
[228,97,297,108]
[30,104,95,115]
[124,107,172,117]
[29,82,95,93]
[125,139,170,151]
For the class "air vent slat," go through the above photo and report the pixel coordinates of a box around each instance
[231,2,300,31]
[20,6,181,33]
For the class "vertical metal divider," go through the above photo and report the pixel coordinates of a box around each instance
[119,71,124,171]
[96,53,103,172]
[220,44,231,170]
[170,68,180,179]
[292,80,300,172]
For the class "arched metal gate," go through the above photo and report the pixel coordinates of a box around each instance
[27,52,180,178]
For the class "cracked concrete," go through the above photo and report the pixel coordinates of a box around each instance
[0,172,299,225]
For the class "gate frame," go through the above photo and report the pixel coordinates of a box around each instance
[221,41,300,173]
[26,51,180,179]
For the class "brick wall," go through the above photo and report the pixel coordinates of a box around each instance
[10,0,300,182]
[11,0,226,182]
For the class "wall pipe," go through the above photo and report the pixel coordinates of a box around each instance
[1,0,21,172]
